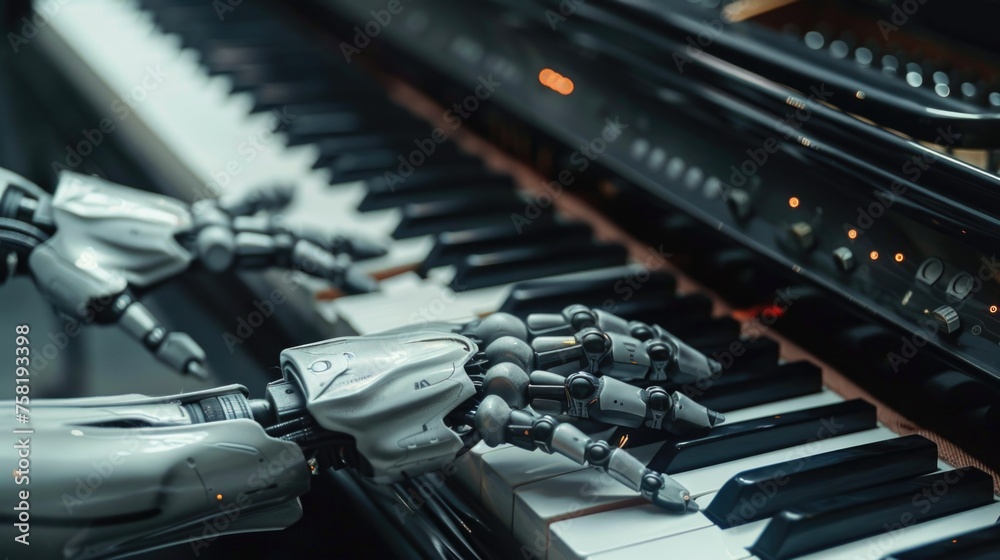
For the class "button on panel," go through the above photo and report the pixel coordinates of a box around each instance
[947,272,975,300]
[932,305,961,334]
[788,222,815,251]
[725,189,751,219]
[832,247,854,271]
[916,258,944,285]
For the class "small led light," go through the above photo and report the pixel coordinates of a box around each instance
[894,253,904,262]
[870,251,879,260]
[216,494,223,501]
[788,197,800,208]
[990,305,998,314]
[539,68,574,96]
[848,229,858,239]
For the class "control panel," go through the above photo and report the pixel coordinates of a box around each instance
[318,0,1000,380]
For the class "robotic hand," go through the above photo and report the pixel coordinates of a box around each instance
[7,326,721,558]
[411,308,726,435]
[0,168,386,377]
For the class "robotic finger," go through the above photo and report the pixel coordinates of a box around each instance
[476,395,698,513]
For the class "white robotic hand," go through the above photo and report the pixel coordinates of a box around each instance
[0,169,386,376]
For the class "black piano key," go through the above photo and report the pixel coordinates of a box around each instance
[705,435,939,528]
[226,62,357,94]
[884,522,1000,559]
[671,316,740,344]
[452,243,629,291]
[685,360,822,412]
[171,23,290,43]
[624,293,713,327]
[392,194,530,239]
[358,169,507,211]
[285,110,416,142]
[144,2,274,24]
[750,468,995,560]
[601,358,816,440]
[199,46,327,75]
[313,132,450,168]
[251,81,376,112]
[630,400,876,472]
[420,221,594,272]
[499,267,677,317]
[699,337,781,373]
[365,166,505,194]
[328,149,475,185]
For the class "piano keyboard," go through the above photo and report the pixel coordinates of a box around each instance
[459,277,1000,559]
[34,0,1000,558]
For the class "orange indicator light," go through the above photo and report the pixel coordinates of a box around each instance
[990,305,998,314]
[894,253,904,262]
[847,229,858,239]
[788,197,800,208]
[539,68,574,95]
[870,251,879,260]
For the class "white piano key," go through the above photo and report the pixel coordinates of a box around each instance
[326,265,647,334]
[494,392,844,552]
[585,522,752,560]
[529,426,898,559]
[704,389,845,425]
[546,497,719,560]
[479,428,618,527]
[452,440,504,500]
[585,490,1000,560]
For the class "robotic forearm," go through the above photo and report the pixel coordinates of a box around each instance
[2,385,311,559]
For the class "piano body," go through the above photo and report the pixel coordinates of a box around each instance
[1,0,999,558]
